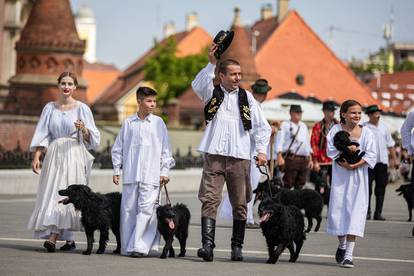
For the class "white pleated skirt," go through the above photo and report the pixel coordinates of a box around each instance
[27,137,94,240]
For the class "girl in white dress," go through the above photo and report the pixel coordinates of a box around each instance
[28,72,100,252]
[326,100,376,268]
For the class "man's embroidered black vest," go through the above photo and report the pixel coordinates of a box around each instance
[204,85,251,131]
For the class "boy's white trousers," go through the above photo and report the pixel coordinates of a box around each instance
[120,182,160,256]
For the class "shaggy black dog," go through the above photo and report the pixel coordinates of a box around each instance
[58,185,121,255]
[333,130,365,164]
[258,197,306,264]
[395,183,412,221]
[253,179,280,204]
[253,181,323,232]
[156,203,191,259]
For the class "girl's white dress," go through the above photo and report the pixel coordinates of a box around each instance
[326,124,376,237]
[27,101,100,240]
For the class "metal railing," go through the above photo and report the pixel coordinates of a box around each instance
[0,141,203,170]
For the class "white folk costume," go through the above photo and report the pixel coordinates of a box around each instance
[27,101,100,240]
[111,113,175,256]
[326,124,376,237]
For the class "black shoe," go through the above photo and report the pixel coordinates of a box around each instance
[43,240,56,253]
[374,196,386,220]
[130,252,144,258]
[198,217,215,262]
[366,212,371,220]
[231,220,246,261]
[60,241,76,251]
[335,248,346,264]
[341,259,354,268]
[231,246,243,261]
[373,213,386,221]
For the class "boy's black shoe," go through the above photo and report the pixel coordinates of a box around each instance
[60,241,76,251]
[335,248,346,264]
[341,259,354,268]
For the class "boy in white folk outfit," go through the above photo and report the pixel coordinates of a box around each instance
[111,87,175,257]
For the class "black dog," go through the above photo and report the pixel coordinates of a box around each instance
[253,181,323,232]
[395,183,412,221]
[156,203,191,259]
[333,130,365,164]
[258,197,306,264]
[58,185,121,255]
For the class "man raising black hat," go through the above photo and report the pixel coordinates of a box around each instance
[191,42,271,262]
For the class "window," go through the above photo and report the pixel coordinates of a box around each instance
[381,100,390,107]
[390,84,399,90]
[381,92,391,99]
[372,91,378,99]
[395,93,404,100]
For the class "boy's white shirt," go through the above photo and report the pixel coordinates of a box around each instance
[111,113,175,185]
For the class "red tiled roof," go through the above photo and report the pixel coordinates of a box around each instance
[178,87,204,111]
[255,10,380,107]
[94,27,211,105]
[368,70,414,114]
[83,62,120,104]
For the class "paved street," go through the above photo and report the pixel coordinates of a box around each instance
[0,182,413,276]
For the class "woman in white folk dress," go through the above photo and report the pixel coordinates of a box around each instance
[326,99,376,268]
[27,72,100,252]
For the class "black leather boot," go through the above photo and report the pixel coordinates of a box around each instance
[197,217,215,262]
[374,196,386,220]
[231,219,246,261]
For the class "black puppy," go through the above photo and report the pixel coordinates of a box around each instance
[254,181,323,232]
[333,130,365,164]
[258,197,306,264]
[395,183,412,221]
[58,185,121,255]
[156,203,191,259]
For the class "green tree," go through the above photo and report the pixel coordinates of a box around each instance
[394,60,414,72]
[144,37,208,106]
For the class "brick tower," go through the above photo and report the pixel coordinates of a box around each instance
[5,0,86,115]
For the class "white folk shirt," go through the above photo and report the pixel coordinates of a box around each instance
[191,63,271,160]
[276,120,312,157]
[111,113,175,185]
[363,120,395,165]
[401,111,414,155]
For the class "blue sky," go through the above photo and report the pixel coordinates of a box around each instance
[70,0,414,70]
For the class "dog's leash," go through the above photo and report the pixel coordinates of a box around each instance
[156,184,172,206]
[254,156,273,198]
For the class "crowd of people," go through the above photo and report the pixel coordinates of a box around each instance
[26,41,413,269]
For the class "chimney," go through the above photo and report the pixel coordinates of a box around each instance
[232,7,242,27]
[163,21,176,37]
[277,0,289,21]
[261,3,273,20]
[185,12,198,31]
